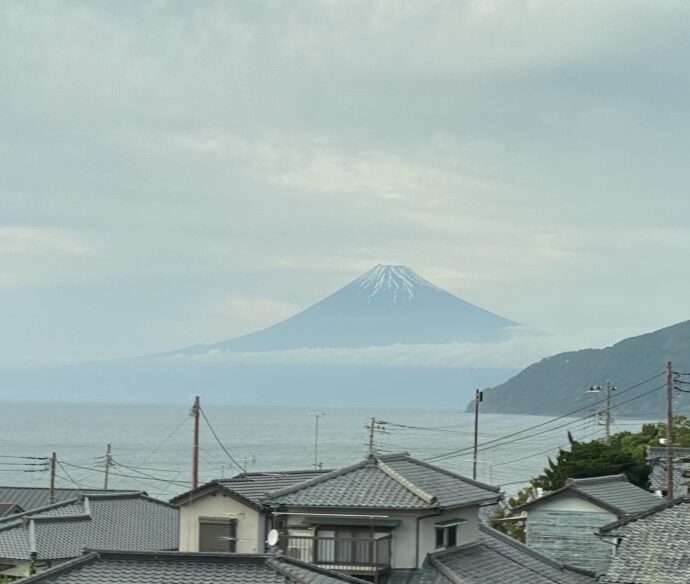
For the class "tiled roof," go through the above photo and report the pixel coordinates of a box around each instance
[171,469,331,508]
[514,474,661,516]
[568,475,662,514]
[0,487,134,517]
[645,446,690,460]
[0,493,178,560]
[17,550,369,584]
[598,496,690,584]
[268,454,500,510]
[407,525,595,584]
[0,504,22,518]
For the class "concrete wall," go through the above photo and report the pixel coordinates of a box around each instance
[178,490,264,553]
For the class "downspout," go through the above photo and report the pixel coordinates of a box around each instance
[416,510,442,568]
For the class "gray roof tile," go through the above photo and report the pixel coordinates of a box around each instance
[409,525,594,584]
[172,470,332,508]
[18,550,369,584]
[568,475,662,515]
[0,487,134,517]
[515,474,662,516]
[599,496,690,584]
[268,454,500,510]
[0,493,178,560]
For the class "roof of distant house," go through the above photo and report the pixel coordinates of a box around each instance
[645,446,690,493]
[645,446,690,460]
[403,524,594,584]
[170,469,332,509]
[0,504,22,518]
[0,487,135,518]
[598,495,690,584]
[513,474,661,517]
[0,492,178,560]
[267,453,501,510]
[17,550,369,584]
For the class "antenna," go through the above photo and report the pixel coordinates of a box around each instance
[308,412,325,470]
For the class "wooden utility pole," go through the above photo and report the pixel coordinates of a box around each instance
[49,452,56,503]
[666,361,674,501]
[103,444,112,490]
[473,390,482,480]
[191,396,200,490]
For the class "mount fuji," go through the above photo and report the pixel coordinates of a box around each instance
[180,265,519,354]
[3,265,525,406]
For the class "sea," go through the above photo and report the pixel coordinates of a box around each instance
[0,401,655,500]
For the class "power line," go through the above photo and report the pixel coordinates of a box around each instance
[60,460,192,488]
[198,406,246,473]
[425,372,665,463]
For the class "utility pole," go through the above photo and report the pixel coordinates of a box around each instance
[368,417,376,456]
[309,412,325,470]
[191,396,200,490]
[103,444,112,490]
[586,382,617,445]
[366,418,387,456]
[473,390,482,481]
[49,452,56,504]
[666,360,674,501]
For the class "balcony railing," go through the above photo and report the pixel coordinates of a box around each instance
[285,534,392,571]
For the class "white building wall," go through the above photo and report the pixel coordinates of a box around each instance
[530,492,610,513]
[178,491,264,553]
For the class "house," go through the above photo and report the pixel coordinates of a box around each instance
[0,491,178,580]
[512,474,661,574]
[405,523,594,584]
[264,453,503,577]
[171,469,330,554]
[15,549,370,584]
[645,446,690,496]
[597,495,690,583]
[0,486,133,518]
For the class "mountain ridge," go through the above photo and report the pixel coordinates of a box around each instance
[470,320,690,418]
[178,264,520,354]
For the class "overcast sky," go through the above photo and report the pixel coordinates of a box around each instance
[2,1,690,368]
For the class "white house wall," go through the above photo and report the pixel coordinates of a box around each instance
[178,492,263,553]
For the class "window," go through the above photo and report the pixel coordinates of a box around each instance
[434,519,464,549]
[199,517,237,552]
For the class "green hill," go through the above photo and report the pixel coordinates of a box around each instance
[470,320,690,418]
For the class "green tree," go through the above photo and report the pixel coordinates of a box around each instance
[531,436,650,491]
[489,485,534,542]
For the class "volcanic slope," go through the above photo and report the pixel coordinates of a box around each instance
[181,264,519,353]
[471,320,690,418]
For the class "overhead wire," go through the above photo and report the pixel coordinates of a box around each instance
[425,373,666,463]
[198,406,246,473]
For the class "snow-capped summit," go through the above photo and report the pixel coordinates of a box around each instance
[182,264,520,353]
[351,264,440,304]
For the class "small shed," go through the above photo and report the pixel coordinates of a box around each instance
[513,475,661,574]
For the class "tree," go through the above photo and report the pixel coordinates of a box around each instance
[531,435,650,491]
[491,417,690,540]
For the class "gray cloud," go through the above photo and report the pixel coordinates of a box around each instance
[1,1,689,366]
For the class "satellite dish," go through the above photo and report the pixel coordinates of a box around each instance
[267,529,279,546]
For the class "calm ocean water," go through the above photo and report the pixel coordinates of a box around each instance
[0,401,654,499]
